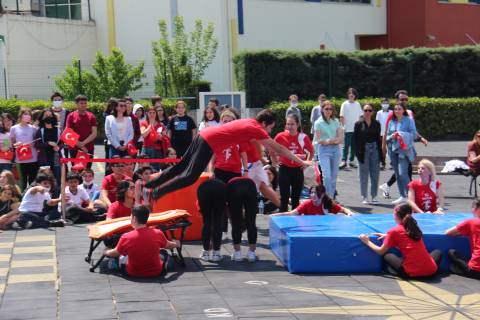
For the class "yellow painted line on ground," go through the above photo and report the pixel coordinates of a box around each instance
[11,259,56,268]
[15,235,55,243]
[0,254,10,262]
[0,242,13,249]
[0,284,4,294]
[8,273,56,284]
[13,246,54,254]
[0,268,8,276]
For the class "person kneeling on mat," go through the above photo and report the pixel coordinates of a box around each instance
[445,199,480,279]
[102,205,180,277]
[359,203,442,279]
[271,184,353,216]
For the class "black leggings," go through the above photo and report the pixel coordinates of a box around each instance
[197,179,227,251]
[448,249,480,279]
[66,205,104,223]
[279,165,304,212]
[227,178,258,245]
[213,168,241,232]
[17,162,39,191]
[146,136,213,199]
[387,161,413,187]
[384,249,442,278]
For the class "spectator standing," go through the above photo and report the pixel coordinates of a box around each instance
[65,95,97,168]
[375,98,392,169]
[152,96,170,127]
[10,108,39,191]
[467,130,480,177]
[51,92,69,131]
[0,114,13,172]
[339,88,363,169]
[2,113,14,133]
[141,106,167,171]
[198,106,220,132]
[354,104,382,204]
[125,97,141,155]
[35,109,62,187]
[105,99,134,158]
[167,100,197,157]
[310,94,327,135]
[285,94,302,123]
[133,104,145,151]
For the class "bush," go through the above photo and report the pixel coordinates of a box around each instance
[268,97,480,139]
[234,47,480,108]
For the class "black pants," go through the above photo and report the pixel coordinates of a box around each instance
[448,249,480,279]
[197,179,227,251]
[227,178,258,245]
[213,168,241,232]
[66,205,104,223]
[146,136,213,199]
[18,209,60,229]
[17,162,39,191]
[384,249,442,279]
[278,165,304,212]
[387,161,412,187]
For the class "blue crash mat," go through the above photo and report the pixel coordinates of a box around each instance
[354,213,472,271]
[269,215,382,273]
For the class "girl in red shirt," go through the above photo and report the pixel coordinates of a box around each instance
[274,114,314,212]
[407,158,444,214]
[107,180,134,220]
[140,106,167,171]
[359,203,442,278]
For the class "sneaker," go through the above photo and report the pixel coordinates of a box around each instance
[199,250,210,262]
[246,250,257,263]
[349,162,357,168]
[362,197,369,205]
[222,232,229,241]
[392,197,407,205]
[11,222,23,230]
[211,250,222,262]
[371,198,380,205]
[231,250,243,261]
[379,183,391,199]
[49,219,65,228]
[339,161,347,169]
[24,221,33,229]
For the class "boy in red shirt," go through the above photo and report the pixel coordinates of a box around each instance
[103,205,180,277]
[446,199,480,279]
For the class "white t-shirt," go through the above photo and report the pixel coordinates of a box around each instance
[339,100,363,133]
[376,110,393,137]
[198,120,220,132]
[65,186,90,206]
[78,182,99,200]
[19,187,51,213]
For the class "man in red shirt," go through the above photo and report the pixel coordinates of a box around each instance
[65,95,97,168]
[146,109,311,199]
[103,205,180,277]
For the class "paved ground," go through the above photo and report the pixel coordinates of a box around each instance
[0,141,478,320]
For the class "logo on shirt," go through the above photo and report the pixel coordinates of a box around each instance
[223,147,232,162]
[174,121,188,131]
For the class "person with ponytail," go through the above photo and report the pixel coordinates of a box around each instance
[359,203,442,278]
[272,184,353,216]
[407,159,444,214]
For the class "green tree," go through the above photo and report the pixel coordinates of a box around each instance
[55,48,146,101]
[152,16,218,97]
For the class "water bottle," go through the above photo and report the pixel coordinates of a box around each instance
[258,200,264,215]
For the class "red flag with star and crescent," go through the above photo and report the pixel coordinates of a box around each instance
[0,150,13,161]
[73,150,90,167]
[16,144,33,161]
[127,140,138,156]
[60,128,80,148]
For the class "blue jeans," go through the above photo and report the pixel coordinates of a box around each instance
[0,163,12,173]
[109,146,128,158]
[388,149,410,198]
[317,144,341,198]
[342,132,356,162]
[141,147,163,171]
[358,142,380,198]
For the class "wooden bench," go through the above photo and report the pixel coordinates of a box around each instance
[412,156,478,198]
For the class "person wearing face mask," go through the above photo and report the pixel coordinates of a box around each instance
[375,98,392,170]
[35,109,63,187]
[10,108,39,191]
[310,94,327,136]
[286,94,302,124]
[51,92,69,131]
[271,184,353,216]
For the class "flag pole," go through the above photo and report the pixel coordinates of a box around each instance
[61,160,66,221]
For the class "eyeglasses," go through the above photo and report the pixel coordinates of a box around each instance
[399,98,408,102]
[113,165,125,168]
[323,108,333,111]
[118,105,126,108]
[364,109,373,112]
[128,186,135,190]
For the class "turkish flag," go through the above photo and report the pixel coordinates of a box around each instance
[127,140,138,156]
[60,128,80,148]
[0,150,13,161]
[16,144,33,161]
[73,150,90,167]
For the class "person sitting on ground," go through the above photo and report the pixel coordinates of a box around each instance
[122,156,136,179]
[15,174,64,229]
[134,166,153,207]
[359,203,442,279]
[79,168,100,201]
[0,170,21,201]
[0,185,20,229]
[64,173,104,223]
[103,205,180,277]
[106,180,135,220]
[260,165,279,214]
[467,130,480,177]
[445,199,480,279]
[407,159,445,214]
[99,162,130,209]
[272,184,353,216]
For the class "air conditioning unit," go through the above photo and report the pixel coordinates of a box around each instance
[1,0,41,13]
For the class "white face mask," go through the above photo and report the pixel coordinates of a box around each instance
[290,102,298,108]
[52,100,63,108]
[43,186,51,193]
[381,103,389,110]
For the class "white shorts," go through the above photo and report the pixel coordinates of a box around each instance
[247,160,269,191]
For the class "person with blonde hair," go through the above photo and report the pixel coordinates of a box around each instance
[407,158,444,214]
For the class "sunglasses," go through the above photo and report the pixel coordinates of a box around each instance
[324,108,333,111]
[399,98,408,102]
[363,109,373,113]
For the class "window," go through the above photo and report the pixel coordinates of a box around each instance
[45,0,82,20]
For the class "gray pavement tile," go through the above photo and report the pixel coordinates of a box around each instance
[114,290,169,302]
[295,314,355,320]
[11,252,54,260]
[8,265,54,275]
[119,310,178,320]
[223,296,281,308]
[13,241,54,247]
[0,299,56,311]
[215,287,271,298]
[59,312,117,320]
[115,301,173,313]
[162,284,217,297]
[0,307,57,320]
[178,314,237,320]
[60,290,113,303]
[0,248,12,254]
[4,281,56,292]
[273,292,334,307]
[170,295,229,314]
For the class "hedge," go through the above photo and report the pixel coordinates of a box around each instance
[268,97,480,140]
[234,46,480,108]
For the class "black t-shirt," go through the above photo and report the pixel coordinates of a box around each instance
[0,199,13,216]
[43,127,59,156]
[167,115,196,148]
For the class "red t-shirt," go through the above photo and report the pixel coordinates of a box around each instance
[407,179,441,212]
[199,118,270,154]
[296,199,342,215]
[116,227,167,277]
[467,141,480,174]
[214,144,244,173]
[101,173,129,203]
[140,120,166,149]
[274,131,314,167]
[456,218,480,271]
[243,142,261,163]
[384,224,437,277]
[106,201,132,219]
[65,110,97,151]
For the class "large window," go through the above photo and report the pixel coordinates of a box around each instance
[45,0,82,20]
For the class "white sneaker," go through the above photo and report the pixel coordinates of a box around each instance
[211,250,222,262]
[247,250,257,263]
[371,198,380,205]
[362,197,369,205]
[222,232,229,240]
[199,250,210,262]
[379,183,391,199]
[231,250,243,261]
[392,197,407,205]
